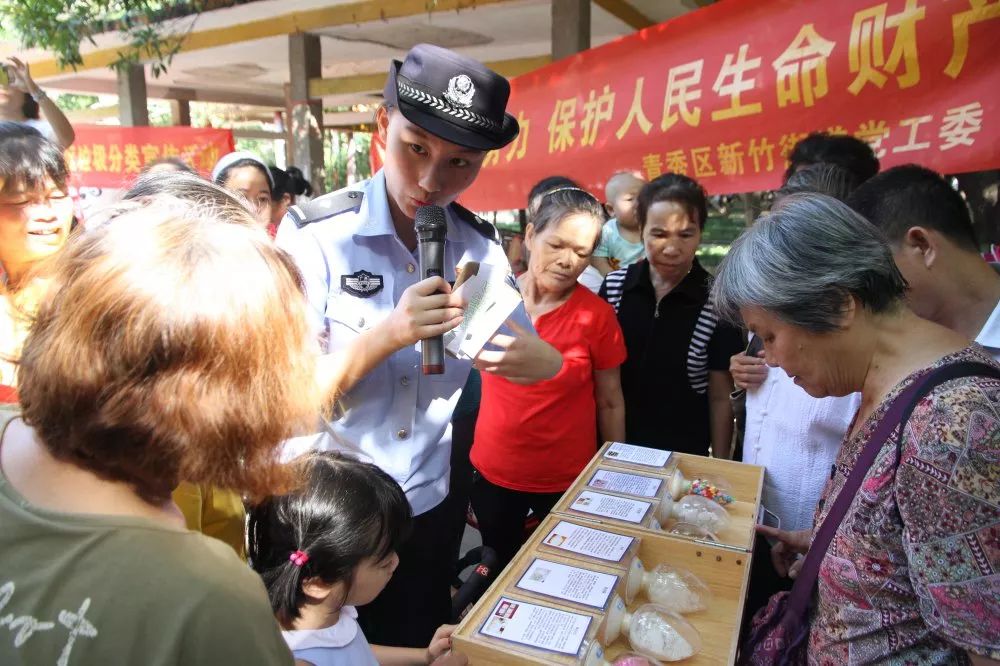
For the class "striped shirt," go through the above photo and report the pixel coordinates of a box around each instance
[599,259,743,455]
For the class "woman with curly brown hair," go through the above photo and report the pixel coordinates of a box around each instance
[0,196,321,665]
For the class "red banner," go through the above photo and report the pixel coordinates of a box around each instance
[63,125,235,189]
[461,0,999,210]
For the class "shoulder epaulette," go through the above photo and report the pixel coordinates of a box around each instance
[450,203,500,244]
[287,189,364,229]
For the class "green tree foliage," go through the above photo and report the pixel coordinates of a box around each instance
[0,1,207,76]
[325,130,371,191]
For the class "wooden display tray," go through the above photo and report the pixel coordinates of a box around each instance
[554,444,764,553]
[452,445,765,665]
[453,513,753,665]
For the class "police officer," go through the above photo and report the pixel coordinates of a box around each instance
[276,44,562,648]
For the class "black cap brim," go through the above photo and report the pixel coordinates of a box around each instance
[384,60,519,152]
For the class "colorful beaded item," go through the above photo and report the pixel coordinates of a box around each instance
[689,479,734,506]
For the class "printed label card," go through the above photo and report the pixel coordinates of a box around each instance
[603,442,672,468]
[516,558,618,609]
[479,597,591,655]
[542,521,635,563]
[588,468,663,498]
[570,490,652,524]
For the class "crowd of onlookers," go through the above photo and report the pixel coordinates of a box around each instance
[0,42,997,666]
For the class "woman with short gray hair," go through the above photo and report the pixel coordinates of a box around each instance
[714,194,906,335]
[715,194,1000,663]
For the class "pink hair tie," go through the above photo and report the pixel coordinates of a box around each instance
[289,550,309,567]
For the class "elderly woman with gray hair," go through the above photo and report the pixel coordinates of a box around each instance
[713,194,1000,664]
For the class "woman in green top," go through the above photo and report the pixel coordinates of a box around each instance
[0,195,321,665]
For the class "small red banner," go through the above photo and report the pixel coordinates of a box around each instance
[64,125,235,189]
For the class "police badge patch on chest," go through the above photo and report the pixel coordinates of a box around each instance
[341,270,384,298]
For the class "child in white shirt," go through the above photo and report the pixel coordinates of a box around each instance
[248,452,460,665]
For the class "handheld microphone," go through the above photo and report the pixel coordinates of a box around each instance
[415,205,447,375]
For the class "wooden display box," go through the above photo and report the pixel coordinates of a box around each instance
[555,444,764,553]
[452,444,765,665]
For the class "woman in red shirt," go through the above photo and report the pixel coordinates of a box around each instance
[470,186,627,569]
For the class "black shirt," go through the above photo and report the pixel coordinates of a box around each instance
[599,259,743,455]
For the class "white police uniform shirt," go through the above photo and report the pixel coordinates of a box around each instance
[975,265,1000,362]
[276,170,529,516]
[975,301,1000,362]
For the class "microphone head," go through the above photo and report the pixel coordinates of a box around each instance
[415,205,447,241]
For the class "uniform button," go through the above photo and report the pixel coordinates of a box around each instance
[400,376,410,387]
[347,191,359,199]
[761,410,767,416]
[407,263,416,273]
[397,429,409,440]
[357,317,365,329]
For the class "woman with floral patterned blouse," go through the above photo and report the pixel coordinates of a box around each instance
[712,193,1000,664]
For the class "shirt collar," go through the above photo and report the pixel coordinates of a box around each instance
[282,606,359,650]
[353,171,394,237]
[623,258,710,301]
[975,293,1000,351]
[353,169,467,249]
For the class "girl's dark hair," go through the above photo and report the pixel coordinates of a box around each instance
[269,165,314,201]
[636,173,709,231]
[214,158,272,194]
[530,187,605,252]
[247,452,412,626]
[0,122,69,194]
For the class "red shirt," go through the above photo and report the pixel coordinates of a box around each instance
[471,285,627,493]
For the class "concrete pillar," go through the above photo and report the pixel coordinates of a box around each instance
[170,99,191,126]
[288,33,326,194]
[117,63,149,126]
[552,0,590,60]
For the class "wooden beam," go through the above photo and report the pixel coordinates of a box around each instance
[43,77,285,107]
[593,0,654,30]
[64,106,119,122]
[309,55,553,98]
[29,0,519,78]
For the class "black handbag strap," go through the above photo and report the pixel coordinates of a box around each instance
[783,360,1000,619]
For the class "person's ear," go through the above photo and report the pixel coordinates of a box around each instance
[375,106,391,143]
[838,294,859,331]
[301,576,341,602]
[604,202,615,218]
[903,226,936,269]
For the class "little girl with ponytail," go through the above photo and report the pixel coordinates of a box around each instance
[248,452,460,665]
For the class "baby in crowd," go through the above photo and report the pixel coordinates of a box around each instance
[591,171,646,275]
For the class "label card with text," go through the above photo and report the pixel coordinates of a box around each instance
[602,442,672,468]
[570,490,652,524]
[588,468,663,498]
[542,520,635,563]
[479,597,591,656]
[516,558,618,609]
